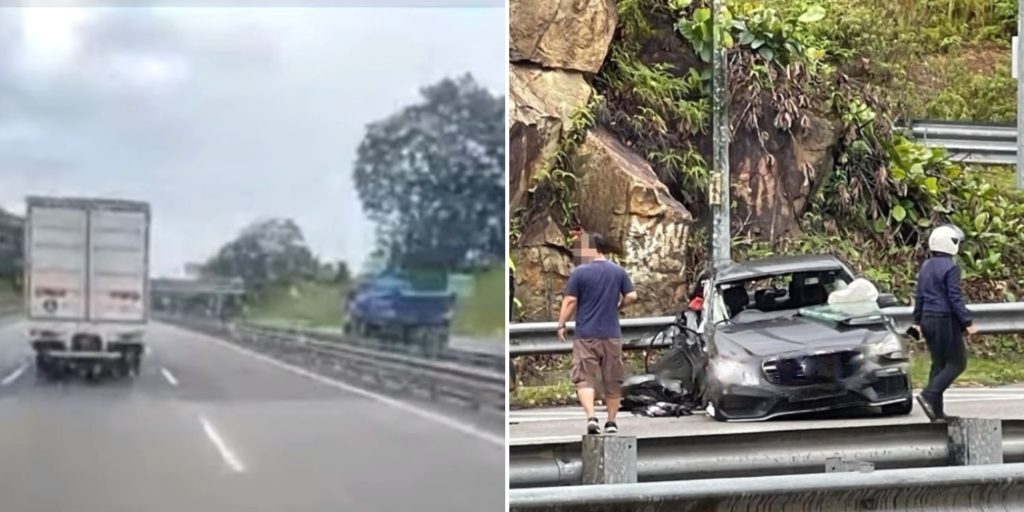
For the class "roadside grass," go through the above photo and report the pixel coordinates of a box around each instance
[243,280,346,329]
[452,266,504,339]
[911,352,1024,388]
[512,352,1024,409]
[0,282,17,307]
[241,267,504,339]
[0,281,19,313]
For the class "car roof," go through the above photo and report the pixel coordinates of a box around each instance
[713,254,849,284]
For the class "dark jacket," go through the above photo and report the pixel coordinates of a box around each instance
[913,253,973,328]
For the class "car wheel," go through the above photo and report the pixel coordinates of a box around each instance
[881,396,914,416]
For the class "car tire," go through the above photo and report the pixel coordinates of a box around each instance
[881,396,914,416]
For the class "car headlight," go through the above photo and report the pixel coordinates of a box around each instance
[867,333,906,360]
[710,358,760,386]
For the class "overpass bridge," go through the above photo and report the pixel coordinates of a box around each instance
[150,277,245,319]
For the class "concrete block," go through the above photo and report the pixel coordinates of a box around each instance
[948,417,1002,465]
[581,435,637,484]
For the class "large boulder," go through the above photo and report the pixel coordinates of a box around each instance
[509,0,618,74]
[509,64,592,212]
[730,109,840,239]
[572,128,695,317]
[512,215,573,322]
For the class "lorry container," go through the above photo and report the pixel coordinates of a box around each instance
[24,196,150,379]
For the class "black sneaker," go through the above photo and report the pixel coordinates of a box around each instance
[916,395,938,422]
[586,417,601,435]
[604,421,618,434]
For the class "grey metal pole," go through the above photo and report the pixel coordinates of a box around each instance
[711,0,731,264]
[1018,0,1023,189]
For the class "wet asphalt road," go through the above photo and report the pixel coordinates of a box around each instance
[0,317,504,512]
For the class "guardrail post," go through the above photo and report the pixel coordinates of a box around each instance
[947,417,1002,465]
[581,435,637,485]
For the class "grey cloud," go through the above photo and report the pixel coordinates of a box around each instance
[0,6,505,276]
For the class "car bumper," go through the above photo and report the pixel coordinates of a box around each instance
[707,363,912,422]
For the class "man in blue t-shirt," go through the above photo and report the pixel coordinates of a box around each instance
[557,232,638,435]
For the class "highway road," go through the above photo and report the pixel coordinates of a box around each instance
[0,316,503,512]
[510,387,1024,445]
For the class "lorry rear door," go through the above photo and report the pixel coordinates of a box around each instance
[26,205,89,321]
[88,206,149,323]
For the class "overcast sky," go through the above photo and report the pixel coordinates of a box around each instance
[0,5,505,277]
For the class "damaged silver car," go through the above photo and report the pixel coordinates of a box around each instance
[627,255,914,422]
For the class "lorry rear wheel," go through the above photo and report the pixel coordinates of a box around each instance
[35,353,53,380]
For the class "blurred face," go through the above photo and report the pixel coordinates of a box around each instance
[573,233,600,264]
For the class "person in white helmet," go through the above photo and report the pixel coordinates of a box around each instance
[913,224,976,421]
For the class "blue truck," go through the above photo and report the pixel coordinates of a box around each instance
[342,270,455,358]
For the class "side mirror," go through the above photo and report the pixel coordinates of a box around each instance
[877,293,900,309]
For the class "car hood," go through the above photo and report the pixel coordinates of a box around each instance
[713,314,889,358]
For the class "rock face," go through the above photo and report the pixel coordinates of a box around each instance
[730,110,840,240]
[512,216,573,321]
[573,129,694,317]
[509,0,618,74]
[509,65,592,213]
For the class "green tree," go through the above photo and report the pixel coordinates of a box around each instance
[204,218,317,289]
[353,74,505,270]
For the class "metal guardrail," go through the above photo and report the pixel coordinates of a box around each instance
[247,322,504,372]
[509,302,1024,356]
[510,420,1024,488]
[158,315,505,414]
[508,462,1024,511]
[904,120,1016,166]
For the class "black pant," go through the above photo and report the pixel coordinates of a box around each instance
[920,314,967,417]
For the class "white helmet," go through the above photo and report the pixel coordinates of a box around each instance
[928,224,964,255]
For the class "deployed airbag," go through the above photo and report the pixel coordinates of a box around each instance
[828,278,879,305]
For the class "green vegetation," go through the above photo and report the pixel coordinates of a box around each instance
[911,352,1024,388]
[520,0,1022,288]
[243,267,505,338]
[0,281,18,309]
[243,280,346,329]
[799,0,1016,121]
[452,266,505,338]
[513,381,577,409]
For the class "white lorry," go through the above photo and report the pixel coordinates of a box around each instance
[24,196,151,379]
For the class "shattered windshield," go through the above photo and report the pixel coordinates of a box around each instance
[717,269,850,323]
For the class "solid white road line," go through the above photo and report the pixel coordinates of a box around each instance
[1,362,28,386]
[189,327,504,447]
[160,367,179,387]
[946,396,1024,404]
[199,416,245,473]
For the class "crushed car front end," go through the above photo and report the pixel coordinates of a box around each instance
[703,332,912,422]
